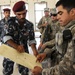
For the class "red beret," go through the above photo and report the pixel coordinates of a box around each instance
[3,8,10,12]
[13,1,26,12]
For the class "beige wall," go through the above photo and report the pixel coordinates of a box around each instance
[0,0,58,30]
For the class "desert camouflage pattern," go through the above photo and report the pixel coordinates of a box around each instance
[37,16,51,34]
[42,20,75,75]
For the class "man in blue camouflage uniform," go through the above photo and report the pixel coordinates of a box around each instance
[0,8,10,42]
[32,0,75,75]
[2,1,38,75]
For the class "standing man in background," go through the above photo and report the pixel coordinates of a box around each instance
[37,8,51,35]
[37,8,51,51]
[38,8,60,52]
[2,1,38,75]
[37,8,60,68]
[0,8,11,42]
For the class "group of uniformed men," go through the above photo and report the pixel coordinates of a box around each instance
[0,0,75,75]
[0,1,38,75]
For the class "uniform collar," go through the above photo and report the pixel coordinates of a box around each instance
[64,20,75,29]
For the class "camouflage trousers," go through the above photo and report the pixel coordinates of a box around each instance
[42,61,75,75]
[41,58,51,69]
[3,58,29,75]
[41,48,62,69]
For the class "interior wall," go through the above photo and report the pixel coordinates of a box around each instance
[0,0,58,30]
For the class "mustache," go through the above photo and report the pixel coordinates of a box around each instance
[20,18,25,20]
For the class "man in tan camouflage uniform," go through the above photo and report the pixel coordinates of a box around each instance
[32,0,75,75]
[40,8,60,50]
[38,8,60,51]
[37,8,51,34]
[38,8,60,68]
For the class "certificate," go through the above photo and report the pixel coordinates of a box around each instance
[0,44,41,69]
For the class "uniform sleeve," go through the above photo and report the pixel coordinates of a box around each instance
[44,39,55,47]
[42,56,75,75]
[28,23,36,45]
[3,36,13,43]
[40,29,46,42]
[44,46,56,56]
[42,65,59,75]
[42,53,73,75]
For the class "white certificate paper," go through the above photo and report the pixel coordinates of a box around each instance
[0,44,42,69]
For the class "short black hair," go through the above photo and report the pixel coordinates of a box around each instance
[56,0,75,12]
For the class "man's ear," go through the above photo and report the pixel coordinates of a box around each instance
[70,8,75,16]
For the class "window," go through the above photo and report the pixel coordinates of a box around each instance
[34,2,47,31]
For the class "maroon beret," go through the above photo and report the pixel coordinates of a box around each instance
[13,1,26,12]
[3,8,10,12]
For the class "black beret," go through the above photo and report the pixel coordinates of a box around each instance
[3,8,10,12]
[13,1,26,12]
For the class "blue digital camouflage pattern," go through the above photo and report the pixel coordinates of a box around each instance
[2,17,36,75]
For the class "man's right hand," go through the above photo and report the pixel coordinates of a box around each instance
[36,53,47,62]
[42,23,48,27]
[32,66,42,75]
[16,45,25,53]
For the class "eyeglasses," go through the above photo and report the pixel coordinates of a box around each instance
[51,13,57,16]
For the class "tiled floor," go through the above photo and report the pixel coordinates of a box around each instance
[0,32,40,75]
